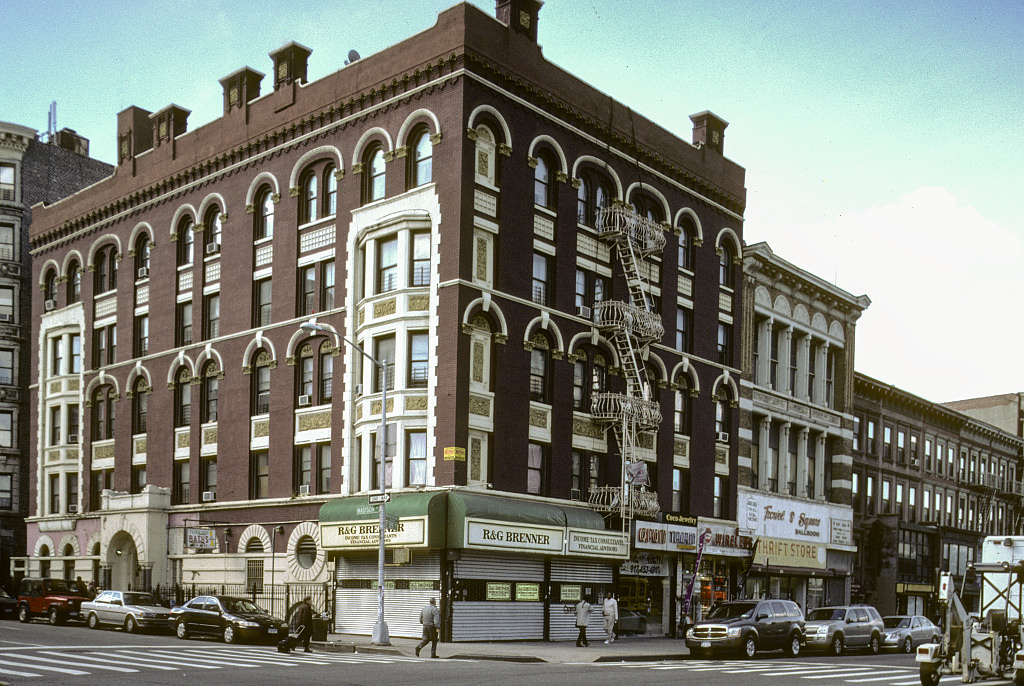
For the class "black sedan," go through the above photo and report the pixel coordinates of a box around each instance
[170,595,287,644]
[0,587,16,619]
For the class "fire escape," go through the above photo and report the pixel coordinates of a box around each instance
[588,204,664,526]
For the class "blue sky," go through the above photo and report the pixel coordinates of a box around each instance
[4,0,1022,403]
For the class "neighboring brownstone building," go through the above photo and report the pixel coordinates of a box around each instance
[22,1,746,640]
[0,121,111,591]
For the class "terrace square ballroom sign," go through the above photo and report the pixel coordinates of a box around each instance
[741,489,853,546]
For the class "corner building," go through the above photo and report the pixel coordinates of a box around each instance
[23,0,746,641]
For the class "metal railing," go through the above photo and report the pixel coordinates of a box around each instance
[151,582,332,623]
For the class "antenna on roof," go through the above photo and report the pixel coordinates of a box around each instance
[345,50,361,66]
[47,101,57,142]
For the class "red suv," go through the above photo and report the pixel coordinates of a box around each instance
[17,578,90,625]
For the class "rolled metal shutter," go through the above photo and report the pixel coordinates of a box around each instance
[452,552,545,641]
[549,559,615,641]
[334,551,440,639]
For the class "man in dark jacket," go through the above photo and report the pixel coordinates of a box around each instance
[292,597,314,652]
[415,598,440,658]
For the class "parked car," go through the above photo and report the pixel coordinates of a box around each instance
[16,577,91,625]
[82,590,174,633]
[804,604,884,655]
[685,599,805,658]
[170,595,287,644]
[882,615,940,653]
[0,587,16,619]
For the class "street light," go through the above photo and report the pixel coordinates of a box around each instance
[271,525,284,614]
[301,318,390,645]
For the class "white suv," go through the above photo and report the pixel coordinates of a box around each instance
[804,604,884,655]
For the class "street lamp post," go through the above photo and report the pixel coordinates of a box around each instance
[301,319,390,645]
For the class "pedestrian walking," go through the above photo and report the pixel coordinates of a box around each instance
[290,596,314,652]
[415,597,440,658]
[602,592,618,643]
[574,596,592,647]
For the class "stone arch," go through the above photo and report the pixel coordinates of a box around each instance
[570,154,624,201]
[671,358,701,396]
[772,294,793,318]
[57,533,81,557]
[352,126,394,164]
[128,222,154,255]
[242,332,278,370]
[194,343,225,374]
[523,312,565,353]
[245,171,282,207]
[711,371,740,402]
[673,207,704,244]
[467,105,512,147]
[39,258,61,290]
[829,320,846,341]
[624,182,670,221]
[462,296,509,340]
[567,331,618,365]
[166,350,196,387]
[125,361,153,393]
[754,285,772,307]
[793,304,811,325]
[396,108,442,149]
[286,318,340,360]
[197,192,229,227]
[288,145,344,191]
[643,351,668,387]
[105,521,147,562]
[61,250,86,280]
[169,204,198,241]
[285,521,326,582]
[237,524,272,554]
[715,226,742,256]
[34,534,56,557]
[527,135,568,177]
[87,233,123,269]
[84,370,121,402]
[811,312,829,333]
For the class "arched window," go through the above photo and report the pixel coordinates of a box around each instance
[132,377,148,435]
[411,128,432,187]
[715,389,733,436]
[533,154,553,208]
[674,376,692,436]
[473,124,497,187]
[244,538,264,553]
[201,363,219,423]
[319,341,333,402]
[251,351,272,415]
[255,186,274,241]
[632,193,662,223]
[576,177,589,224]
[94,245,117,294]
[573,349,607,411]
[529,333,551,403]
[44,269,57,305]
[174,367,192,428]
[364,146,386,203]
[300,169,318,224]
[719,240,736,289]
[177,216,194,266]
[576,171,613,227]
[134,234,151,278]
[68,260,81,303]
[92,386,116,441]
[298,344,314,402]
[323,165,337,217]
[678,217,696,273]
[205,207,222,254]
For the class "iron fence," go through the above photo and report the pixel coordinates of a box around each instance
[151,582,332,626]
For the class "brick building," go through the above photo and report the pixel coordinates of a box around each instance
[22,0,746,640]
[0,121,111,590]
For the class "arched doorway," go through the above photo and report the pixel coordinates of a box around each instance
[106,531,140,590]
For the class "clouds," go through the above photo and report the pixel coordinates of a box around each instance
[748,187,1023,402]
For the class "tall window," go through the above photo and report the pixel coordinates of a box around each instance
[0,163,14,201]
[718,322,733,366]
[254,278,272,326]
[177,301,193,346]
[173,461,190,505]
[201,364,219,423]
[678,217,697,272]
[52,338,64,377]
[205,207,222,254]
[44,269,58,304]
[533,154,553,208]
[411,129,432,187]
[202,457,218,499]
[174,368,191,427]
[0,287,13,324]
[300,170,318,224]
[676,309,693,353]
[177,217,194,266]
[365,146,386,203]
[252,352,272,415]
[132,379,148,434]
[0,473,12,510]
[296,445,313,492]
[407,431,427,485]
[571,451,603,501]
[298,345,314,401]
[92,387,115,441]
[672,468,688,512]
[299,266,315,316]
[411,233,430,287]
[409,333,428,388]
[374,337,395,393]
[93,324,116,367]
[135,234,151,277]
[204,294,220,339]
[255,186,274,240]
[378,237,398,293]
[94,245,117,294]
[324,165,338,216]
[373,424,396,489]
[0,348,12,384]
[527,442,548,495]
[713,476,726,518]
[134,314,149,357]
[251,450,269,499]
[319,343,333,402]
[719,241,735,288]
[0,410,12,448]
[318,444,332,494]
[321,260,335,311]
[529,334,550,403]
[674,378,693,435]
[70,334,81,373]
[68,260,81,303]
[532,253,551,306]
[49,406,61,446]
[715,391,732,436]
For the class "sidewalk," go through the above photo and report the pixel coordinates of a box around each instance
[312,633,691,664]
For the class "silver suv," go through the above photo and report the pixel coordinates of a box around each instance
[804,604,884,655]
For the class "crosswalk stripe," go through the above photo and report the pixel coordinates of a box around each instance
[0,665,44,678]
[69,651,180,670]
[11,653,138,673]
[88,650,220,669]
[138,649,264,667]
[0,657,90,675]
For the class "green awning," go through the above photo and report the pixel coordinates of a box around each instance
[318,491,448,549]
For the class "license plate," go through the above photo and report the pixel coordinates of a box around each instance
[268,628,277,634]
[701,641,711,648]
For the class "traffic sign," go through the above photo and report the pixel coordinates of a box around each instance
[369,493,391,504]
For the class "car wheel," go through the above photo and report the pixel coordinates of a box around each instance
[223,625,236,644]
[920,663,941,686]
[787,633,802,657]
[48,607,63,626]
[830,634,844,656]
[743,634,758,659]
[18,605,30,623]
[176,620,189,640]
[869,633,881,655]
[87,613,100,630]
[1015,669,1024,686]
[125,616,138,634]
[902,636,914,654]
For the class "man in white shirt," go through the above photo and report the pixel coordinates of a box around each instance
[602,592,618,643]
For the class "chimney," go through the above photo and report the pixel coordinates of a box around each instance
[495,0,543,43]
[269,42,312,91]
[150,104,190,149]
[116,106,153,167]
[690,111,728,154]
[54,128,90,157]
[219,67,265,115]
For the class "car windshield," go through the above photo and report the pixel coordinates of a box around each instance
[884,617,911,628]
[222,598,265,615]
[707,602,756,620]
[807,608,846,621]
[43,580,72,593]
[124,593,158,606]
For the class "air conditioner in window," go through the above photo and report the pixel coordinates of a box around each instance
[0,313,11,323]
[67,434,78,444]
[575,305,592,319]
[354,384,363,395]
[44,299,57,311]
[137,267,149,279]
[570,488,582,501]
[298,394,312,407]
[717,431,730,443]
[202,491,215,502]
[205,242,220,255]
[298,484,310,496]
[68,504,78,513]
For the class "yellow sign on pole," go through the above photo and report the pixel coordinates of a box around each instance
[443,447,466,461]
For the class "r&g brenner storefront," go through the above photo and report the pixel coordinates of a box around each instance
[319,488,629,642]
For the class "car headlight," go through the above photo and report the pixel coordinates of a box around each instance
[727,627,741,637]
[141,612,158,618]
[233,619,260,628]
[686,628,694,638]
